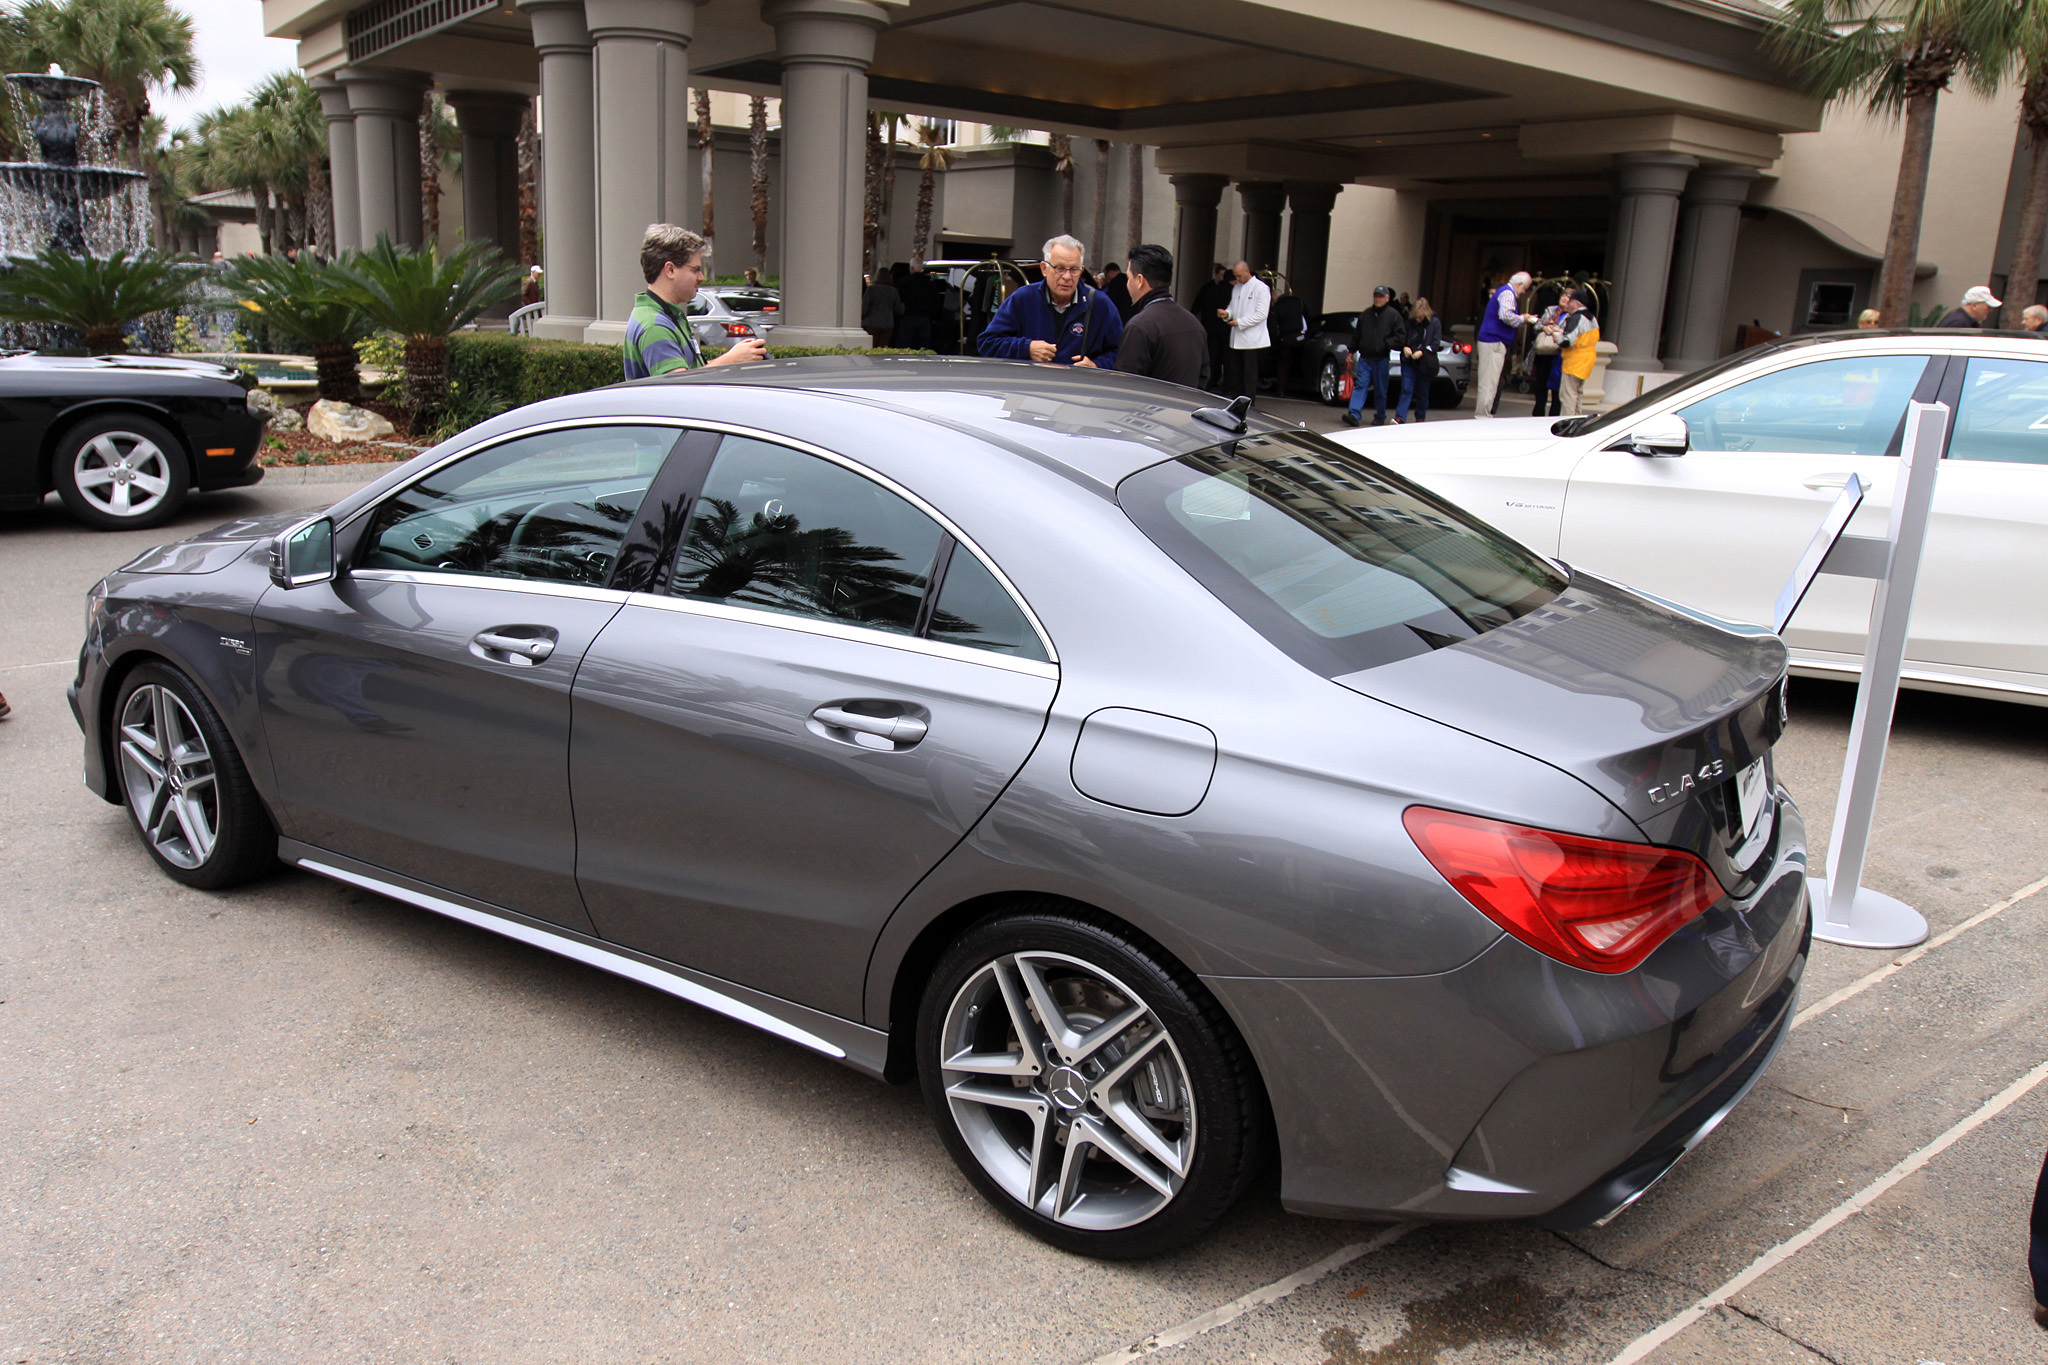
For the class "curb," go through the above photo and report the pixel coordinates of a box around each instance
[257,460,410,485]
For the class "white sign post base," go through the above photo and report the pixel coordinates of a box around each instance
[1790,400,1949,951]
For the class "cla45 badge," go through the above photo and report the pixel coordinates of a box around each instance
[1648,758,1727,805]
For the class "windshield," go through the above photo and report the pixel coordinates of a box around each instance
[1119,431,1567,675]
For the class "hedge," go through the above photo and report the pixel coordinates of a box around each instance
[443,331,933,416]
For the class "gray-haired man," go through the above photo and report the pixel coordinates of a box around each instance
[976,234,1123,368]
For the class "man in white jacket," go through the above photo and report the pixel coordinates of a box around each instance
[1217,259,1271,406]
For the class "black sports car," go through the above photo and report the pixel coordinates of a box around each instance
[0,352,268,530]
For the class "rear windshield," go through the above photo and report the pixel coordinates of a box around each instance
[1119,431,1567,675]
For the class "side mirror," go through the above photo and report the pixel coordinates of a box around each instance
[1622,414,1689,457]
[270,516,335,589]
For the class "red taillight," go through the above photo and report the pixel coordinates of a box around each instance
[1457,342,1473,354]
[723,322,755,337]
[1402,806,1722,973]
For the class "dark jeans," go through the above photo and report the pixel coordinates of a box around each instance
[1205,327,1230,393]
[1225,347,1265,404]
[1529,352,1563,417]
[866,327,893,348]
[895,314,931,349]
[1396,363,1434,421]
[1348,354,1390,420]
[2033,1148,2047,1308]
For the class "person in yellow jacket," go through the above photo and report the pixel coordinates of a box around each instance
[1551,288,1600,416]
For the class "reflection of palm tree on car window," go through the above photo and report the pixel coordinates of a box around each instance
[676,498,933,628]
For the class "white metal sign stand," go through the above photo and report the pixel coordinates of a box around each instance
[1775,400,1949,950]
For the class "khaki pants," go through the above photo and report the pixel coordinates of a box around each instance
[1559,372,1586,415]
[1473,340,1508,418]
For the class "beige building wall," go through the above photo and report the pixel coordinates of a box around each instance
[1325,185,1426,314]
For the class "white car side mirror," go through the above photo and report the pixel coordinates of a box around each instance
[1621,415,1689,458]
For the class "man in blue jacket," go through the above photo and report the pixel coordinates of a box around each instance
[977,234,1122,369]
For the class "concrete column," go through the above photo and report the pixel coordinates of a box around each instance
[312,76,360,254]
[762,0,890,348]
[341,68,428,249]
[1604,151,1697,377]
[1282,180,1340,315]
[517,0,598,340]
[583,0,696,343]
[445,91,526,257]
[1660,164,1757,372]
[1236,180,1285,275]
[1169,173,1227,308]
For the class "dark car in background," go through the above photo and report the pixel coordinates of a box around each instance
[0,351,267,530]
[1298,311,1470,410]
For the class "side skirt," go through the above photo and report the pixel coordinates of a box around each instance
[282,838,890,1077]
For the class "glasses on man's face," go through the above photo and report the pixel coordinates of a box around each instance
[1045,263,1081,277]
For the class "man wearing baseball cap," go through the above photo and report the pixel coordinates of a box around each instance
[1938,285,2000,327]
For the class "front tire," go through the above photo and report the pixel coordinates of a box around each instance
[917,907,1267,1258]
[113,663,277,889]
[54,414,191,530]
[1317,358,1342,405]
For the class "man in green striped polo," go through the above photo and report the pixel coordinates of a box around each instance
[623,223,767,379]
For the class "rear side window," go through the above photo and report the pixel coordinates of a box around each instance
[1948,357,2048,464]
[670,436,945,634]
[1120,432,1565,674]
[927,549,1049,662]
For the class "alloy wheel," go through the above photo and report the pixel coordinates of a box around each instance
[1318,360,1339,404]
[73,432,173,520]
[938,950,1196,1231]
[118,683,220,870]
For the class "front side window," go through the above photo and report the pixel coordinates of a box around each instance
[670,437,946,635]
[1676,354,1930,456]
[1948,357,2048,464]
[359,424,678,585]
[1120,432,1566,675]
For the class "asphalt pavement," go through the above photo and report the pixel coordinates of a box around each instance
[2,470,2044,1365]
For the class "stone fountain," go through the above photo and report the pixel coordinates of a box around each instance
[0,71,147,257]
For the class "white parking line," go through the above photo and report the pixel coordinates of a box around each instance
[1605,1054,2048,1365]
[0,658,71,672]
[1792,873,2048,1031]
[1082,1223,1417,1364]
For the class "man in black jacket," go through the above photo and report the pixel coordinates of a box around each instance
[1192,264,1234,392]
[1344,286,1406,426]
[1116,244,1207,389]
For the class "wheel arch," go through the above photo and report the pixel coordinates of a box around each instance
[874,887,1265,1098]
[40,399,189,494]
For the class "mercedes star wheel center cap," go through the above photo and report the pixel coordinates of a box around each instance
[1047,1066,1089,1111]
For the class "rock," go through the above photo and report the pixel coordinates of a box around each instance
[307,399,396,442]
[246,387,281,417]
[270,405,304,431]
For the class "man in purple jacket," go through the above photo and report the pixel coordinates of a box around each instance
[1473,270,1537,419]
[977,234,1122,369]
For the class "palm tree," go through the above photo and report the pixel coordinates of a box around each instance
[863,111,884,276]
[222,252,369,401]
[1126,144,1144,261]
[0,245,198,352]
[1766,0,2011,325]
[1049,133,1074,236]
[420,90,459,247]
[1091,139,1110,265]
[696,87,715,247]
[749,96,770,278]
[142,118,207,252]
[517,104,539,272]
[1999,2,2048,328]
[912,119,950,265]
[338,235,519,409]
[18,0,199,169]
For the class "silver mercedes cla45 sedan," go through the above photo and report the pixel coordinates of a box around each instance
[71,359,1808,1258]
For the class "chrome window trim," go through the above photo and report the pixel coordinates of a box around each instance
[624,591,1061,680]
[351,567,631,605]
[295,858,847,1059]
[341,414,1059,666]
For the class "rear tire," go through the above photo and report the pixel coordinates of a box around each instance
[112,663,277,889]
[54,414,191,530]
[1317,358,1342,406]
[917,906,1267,1258]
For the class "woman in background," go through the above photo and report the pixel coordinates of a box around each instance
[1393,299,1441,424]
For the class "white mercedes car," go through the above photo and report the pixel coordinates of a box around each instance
[1329,331,2048,707]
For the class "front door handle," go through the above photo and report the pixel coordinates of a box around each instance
[809,703,928,751]
[1802,473,1856,491]
[472,628,557,665]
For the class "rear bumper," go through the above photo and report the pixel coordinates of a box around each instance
[1208,794,1808,1223]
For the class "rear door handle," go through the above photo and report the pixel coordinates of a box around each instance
[472,628,557,665]
[809,703,928,750]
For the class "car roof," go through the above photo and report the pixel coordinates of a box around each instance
[624,355,1285,487]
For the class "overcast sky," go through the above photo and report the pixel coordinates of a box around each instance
[154,0,302,131]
